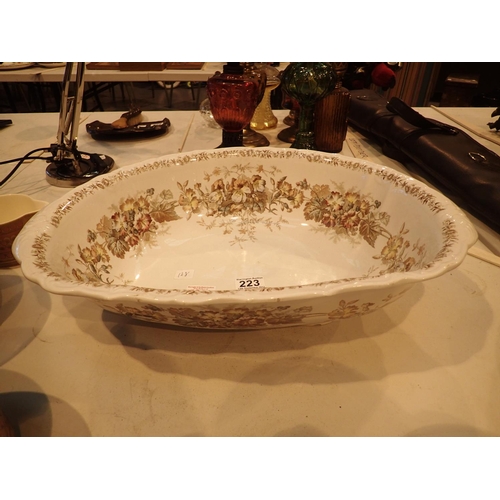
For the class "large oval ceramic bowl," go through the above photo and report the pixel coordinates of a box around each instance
[14,148,477,330]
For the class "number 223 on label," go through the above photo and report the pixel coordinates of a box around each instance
[236,277,264,289]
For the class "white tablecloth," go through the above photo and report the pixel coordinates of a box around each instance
[1,107,499,437]
[0,63,225,83]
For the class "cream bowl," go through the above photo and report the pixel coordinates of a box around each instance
[14,148,477,329]
[1,193,48,267]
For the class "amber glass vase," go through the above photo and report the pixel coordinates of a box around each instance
[314,63,351,153]
[281,62,337,149]
[241,63,269,147]
[207,63,260,148]
[250,64,281,130]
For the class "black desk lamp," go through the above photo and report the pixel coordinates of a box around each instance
[46,62,114,187]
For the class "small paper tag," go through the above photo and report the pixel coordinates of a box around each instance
[346,136,371,160]
[236,277,264,289]
[187,285,216,291]
[175,269,194,279]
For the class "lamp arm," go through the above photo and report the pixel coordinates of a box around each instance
[54,62,86,166]
[46,62,114,187]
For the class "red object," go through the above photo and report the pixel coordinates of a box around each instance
[207,63,259,147]
[371,63,396,90]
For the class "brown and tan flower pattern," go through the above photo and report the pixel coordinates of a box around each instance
[57,161,433,285]
[107,299,386,328]
[110,303,316,328]
[64,188,179,284]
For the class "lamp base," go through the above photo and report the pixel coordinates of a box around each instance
[46,151,114,187]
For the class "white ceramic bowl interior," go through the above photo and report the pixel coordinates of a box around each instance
[14,148,477,329]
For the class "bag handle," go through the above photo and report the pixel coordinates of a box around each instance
[386,97,458,135]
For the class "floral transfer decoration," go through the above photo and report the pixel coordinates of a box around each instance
[47,150,447,228]
[29,151,460,295]
[106,292,406,328]
[67,188,179,284]
[50,161,433,286]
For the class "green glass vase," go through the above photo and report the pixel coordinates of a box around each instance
[281,62,337,150]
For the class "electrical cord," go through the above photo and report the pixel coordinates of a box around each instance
[0,147,53,187]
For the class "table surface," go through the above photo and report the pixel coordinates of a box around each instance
[1,106,499,437]
[0,63,265,83]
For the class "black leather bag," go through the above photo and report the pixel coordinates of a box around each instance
[347,89,500,233]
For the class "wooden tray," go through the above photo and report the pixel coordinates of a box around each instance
[86,63,120,70]
[86,62,205,71]
[165,62,205,70]
[119,62,167,71]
